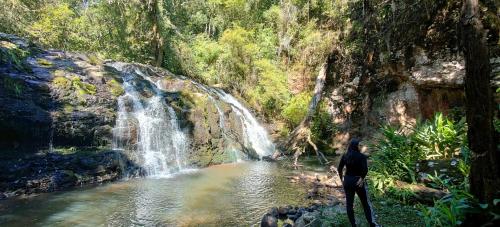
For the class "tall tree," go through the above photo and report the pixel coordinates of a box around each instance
[144,0,164,67]
[460,0,499,206]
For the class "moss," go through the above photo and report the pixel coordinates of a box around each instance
[87,54,103,66]
[36,58,53,67]
[52,76,71,90]
[71,76,96,95]
[63,104,74,112]
[0,40,30,70]
[107,79,124,97]
[2,76,25,96]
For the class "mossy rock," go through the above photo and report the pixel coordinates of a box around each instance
[107,79,124,97]
[2,76,25,97]
[36,58,53,67]
[71,76,96,95]
[52,76,72,90]
[0,40,30,71]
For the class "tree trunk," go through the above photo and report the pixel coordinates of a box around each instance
[282,56,332,165]
[146,0,164,67]
[461,0,499,206]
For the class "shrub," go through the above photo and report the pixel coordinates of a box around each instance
[414,113,468,160]
[418,189,473,226]
[370,126,422,182]
[281,92,311,127]
[370,113,468,184]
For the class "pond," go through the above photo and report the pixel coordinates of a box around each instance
[0,162,308,226]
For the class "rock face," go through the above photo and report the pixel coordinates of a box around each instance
[0,150,142,198]
[0,33,267,196]
[1,33,119,151]
[0,33,256,165]
[320,2,500,151]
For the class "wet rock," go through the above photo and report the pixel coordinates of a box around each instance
[277,206,289,218]
[51,170,77,188]
[287,214,299,221]
[261,155,275,162]
[268,207,279,217]
[260,213,278,227]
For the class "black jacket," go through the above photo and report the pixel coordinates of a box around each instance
[337,151,368,179]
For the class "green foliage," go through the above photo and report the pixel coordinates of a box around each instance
[248,59,290,117]
[370,126,422,182]
[418,190,473,226]
[2,76,25,97]
[414,113,468,159]
[370,113,469,184]
[0,40,30,70]
[28,4,78,49]
[281,92,311,127]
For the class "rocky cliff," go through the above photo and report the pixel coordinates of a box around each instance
[317,1,500,150]
[0,33,261,197]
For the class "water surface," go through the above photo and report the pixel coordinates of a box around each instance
[0,162,307,226]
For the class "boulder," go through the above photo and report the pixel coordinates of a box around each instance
[260,214,278,227]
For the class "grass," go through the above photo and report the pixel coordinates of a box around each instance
[318,197,424,226]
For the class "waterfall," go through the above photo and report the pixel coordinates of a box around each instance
[191,81,275,158]
[212,89,275,158]
[109,61,275,175]
[111,63,188,177]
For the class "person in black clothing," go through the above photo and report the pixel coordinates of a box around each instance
[337,138,379,227]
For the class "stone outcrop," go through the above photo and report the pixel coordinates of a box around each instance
[0,150,142,199]
[0,33,262,197]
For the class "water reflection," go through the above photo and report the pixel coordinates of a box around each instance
[0,162,307,226]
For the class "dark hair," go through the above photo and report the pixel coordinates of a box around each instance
[345,138,360,164]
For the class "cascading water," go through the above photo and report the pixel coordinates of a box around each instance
[191,81,275,158]
[110,61,275,176]
[111,63,188,177]
[213,89,275,158]
[191,82,242,162]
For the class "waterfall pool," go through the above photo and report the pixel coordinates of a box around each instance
[0,162,308,226]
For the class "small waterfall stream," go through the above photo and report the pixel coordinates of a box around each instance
[109,62,275,177]
[112,63,188,177]
[192,82,275,158]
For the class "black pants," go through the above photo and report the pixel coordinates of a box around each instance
[343,175,377,227]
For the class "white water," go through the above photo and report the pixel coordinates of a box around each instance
[112,64,188,177]
[110,62,275,177]
[191,81,275,158]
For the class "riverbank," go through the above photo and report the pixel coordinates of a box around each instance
[261,159,425,227]
[0,149,143,199]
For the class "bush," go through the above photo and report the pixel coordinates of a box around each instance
[281,92,311,127]
[370,113,468,184]
[370,126,422,182]
[414,113,468,160]
[418,190,473,226]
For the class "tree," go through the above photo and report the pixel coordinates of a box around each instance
[460,0,499,209]
[144,0,165,67]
